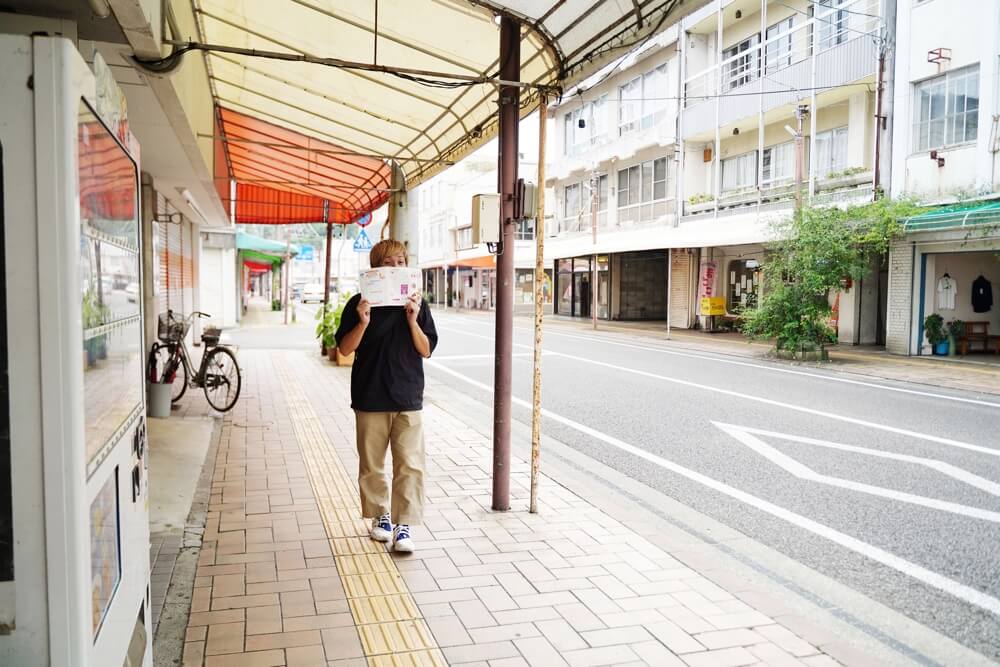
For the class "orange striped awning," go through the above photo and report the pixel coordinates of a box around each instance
[218,108,391,225]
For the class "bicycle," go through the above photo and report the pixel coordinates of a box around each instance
[149,310,242,412]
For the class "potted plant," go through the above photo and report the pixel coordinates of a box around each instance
[332,293,354,366]
[946,318,964,357]
[924,313,949,355]
[315,304,334,356]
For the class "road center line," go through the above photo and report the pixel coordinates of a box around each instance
[427,359,1000,617]
[436,318,1000,409]
[434,324,999,457]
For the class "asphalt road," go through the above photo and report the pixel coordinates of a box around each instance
[425,310,1000,662]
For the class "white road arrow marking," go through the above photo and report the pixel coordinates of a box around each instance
[428,360,1000,617]
[714,422,1000,523]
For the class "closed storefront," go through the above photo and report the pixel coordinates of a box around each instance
[617,250,667,320]
[155,192,197,324]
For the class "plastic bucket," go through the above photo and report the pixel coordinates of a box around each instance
[147,382,173,418]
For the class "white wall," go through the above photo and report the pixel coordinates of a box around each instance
[891,0,1000,200]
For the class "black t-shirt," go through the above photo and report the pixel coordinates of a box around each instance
[334,293,438,412]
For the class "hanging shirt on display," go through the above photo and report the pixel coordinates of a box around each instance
[971,275,993,313]
[936,274,957,310]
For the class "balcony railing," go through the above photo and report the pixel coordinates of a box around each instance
[681,171,873,220]
[682,0,879,138]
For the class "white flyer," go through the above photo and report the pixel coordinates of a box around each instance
[360,267,421,307]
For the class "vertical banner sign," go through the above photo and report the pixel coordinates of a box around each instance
[698,261,719,316]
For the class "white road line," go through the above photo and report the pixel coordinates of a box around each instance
[427,360,1000,617]
[715,424,1000,497]
[434,325,1000,457]
[433,352,535,361]
[713,423,1000,523]
[436,318,1000,409]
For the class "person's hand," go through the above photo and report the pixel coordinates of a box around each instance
[405,291,422,324]
[357,298,371,326]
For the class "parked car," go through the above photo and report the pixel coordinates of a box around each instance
[125,282,140,303]
[301,282,325,303]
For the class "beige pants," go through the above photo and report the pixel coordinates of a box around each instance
[354,410,425,525]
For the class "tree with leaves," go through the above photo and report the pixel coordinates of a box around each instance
[741,197,921,355]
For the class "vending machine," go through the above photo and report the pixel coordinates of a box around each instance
[0,34,151,666]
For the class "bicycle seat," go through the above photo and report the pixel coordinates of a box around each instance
[201,334,220,347]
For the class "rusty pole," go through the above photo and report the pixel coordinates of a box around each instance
[529,94,547,514]
[322,201,332,310]
[492,15,519,512]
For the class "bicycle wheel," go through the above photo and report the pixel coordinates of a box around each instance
[152,342,188,402]
[202,346,241,412]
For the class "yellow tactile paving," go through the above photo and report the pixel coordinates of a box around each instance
[367,649,447,667]
[336,553,396,575]
[343,572,409,598]
[331,536,387,556]
[273,356,441,662]
[350,594,421,625]
[358,620,437,655]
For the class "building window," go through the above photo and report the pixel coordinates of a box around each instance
[814,126,849,177]
[723,35,758,89]
[515,217,534,240]
[618,77,641,135]
[762,140,795,185]
[814,0,848,51]
[619,64,670,135]
[765,17,794,73]
[913,65,979,152]
[457,226,472,249]
[722,151,757,192]
[564,95,609,156]
[727,259,761,313]
[563,183,582,219]
[617,157,668,208]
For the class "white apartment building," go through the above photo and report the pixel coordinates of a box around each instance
[546,0,884,336]
[547,28,682,323]
[884,0,1000,357]
[416,143,546,313]
[676,0,883,340]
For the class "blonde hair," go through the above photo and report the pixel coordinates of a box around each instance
[369,239,408,267]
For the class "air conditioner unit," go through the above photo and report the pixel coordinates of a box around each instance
[471,193,500,243]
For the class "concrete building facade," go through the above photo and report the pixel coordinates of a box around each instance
[884,0,1000,356]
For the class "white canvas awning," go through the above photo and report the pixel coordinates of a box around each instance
[184,0,708,193]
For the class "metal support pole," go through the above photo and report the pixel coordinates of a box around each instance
[322,201,332,309]
[590,172,598,330]
[530,95,547,514]
[283,231,291,325]
[492,16,520,512]
[795,104,808,214]
[667,249,672,340]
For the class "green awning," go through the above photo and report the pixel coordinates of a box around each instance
[236,231,300,256]
[903,200,1000,232]
[241,249,286,266]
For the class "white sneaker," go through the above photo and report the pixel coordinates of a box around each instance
[393,524,414,553]
[370,513,392,542]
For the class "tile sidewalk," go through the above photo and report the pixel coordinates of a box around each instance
[178,348,841,666]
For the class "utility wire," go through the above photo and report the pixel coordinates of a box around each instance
[570,81,872,105]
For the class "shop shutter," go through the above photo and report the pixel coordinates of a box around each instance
[157,193,184,317]
[156,218,168,317]
[669,251,691,329]
[182,219,194,315]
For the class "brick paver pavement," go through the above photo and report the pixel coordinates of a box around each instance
[180,349,840,666]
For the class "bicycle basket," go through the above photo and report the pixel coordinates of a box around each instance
[157,312,190,342]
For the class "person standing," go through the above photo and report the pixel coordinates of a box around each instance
[334,240,437,552]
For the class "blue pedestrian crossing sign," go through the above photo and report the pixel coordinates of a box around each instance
[353,229,372,252]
